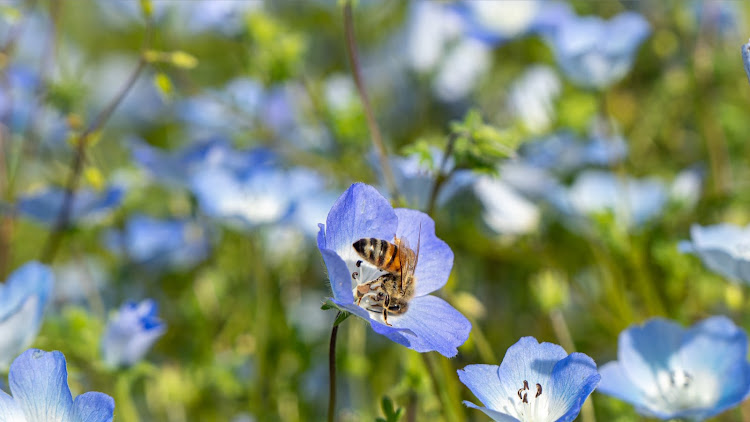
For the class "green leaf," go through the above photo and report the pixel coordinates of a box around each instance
[377,396,403,422]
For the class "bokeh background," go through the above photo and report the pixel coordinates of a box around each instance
[2,0,750,421]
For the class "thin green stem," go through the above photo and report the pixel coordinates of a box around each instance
[342,0,400,202]
[40,19,153,263]
[426,133,457,215]
[328,312,341,422]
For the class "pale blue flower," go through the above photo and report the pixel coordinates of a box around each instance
[508,66,561,133]
[546,12,651,89]
[474,176,540,236]
[317,183,471,357]
[458,337,600,421]
[102,299,166,368]
[16,186,125,227]
[546,170,667,229]
[0,262,53,369]
[598,316,750,420]
[680,223,750,283]
[0,349,114,422]
[520,131,627,173]
[104,215,210,271]
[131,138,272,189]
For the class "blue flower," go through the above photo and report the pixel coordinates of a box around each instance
[546,170,667,229]
[317,183,471,357]
[598,316,750,420]
[545,12,651,89]
[0,262,53,369]
[103,215,210,271]
[743,39,750,85]
[458,337,600,422]
[473,175,540,236]
[101,299,166,368]
[520,130,627,173]
[679,223,750,283]
[508,66,561,134]
[0,349,114,422]
[16,186,125,227]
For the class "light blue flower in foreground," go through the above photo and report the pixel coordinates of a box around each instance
[598,316,750,420]
[679,223,750,283]
[317,183,471,357]
[0,349,114,421]
[104,215,210,271]
[743,39,750,85]
[102,299,166,368]
[458,337,600,421]
[545,11,650,89]
[16,186,125,227]
[0,262,53,369]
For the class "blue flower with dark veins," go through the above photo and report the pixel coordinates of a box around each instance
[16,186,125,227]
[317,183,471,357]
[101,299,166,368]
[598,316,750,420]
[104,215,210,271]
[545,11,651,89]
[679,223,750,283]
[458,336,600,422]
[0,349,114,422]
[0,262,53,369]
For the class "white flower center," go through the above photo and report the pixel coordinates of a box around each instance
[648,368,719,413]
[504,380,551,422]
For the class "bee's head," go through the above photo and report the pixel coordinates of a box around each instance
[388,298,409,314]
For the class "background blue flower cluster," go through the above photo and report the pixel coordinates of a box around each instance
[1,0,750,420]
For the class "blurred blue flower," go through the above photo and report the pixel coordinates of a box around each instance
[175,78,264,136]
[458,336,600,421]
[743,39,750,85]
[172,0,260,36]
[680,223,750,283]
[102,299,166,368]
[0,65,69,147]
[598,316,750,420]
[0,262,53,369]
[317,183,471,357]
[474,175,541,236]
[16,185,125,227]
[0,349,114,421]
[545,12,651,89]
[104,215,210,271]
[453,0,571,46]
[520,130,627,173]
[692,0,740,37]
[546,170,667,229]
[131,138,274,188]
[432,38,492,102]
[508,66,561,134]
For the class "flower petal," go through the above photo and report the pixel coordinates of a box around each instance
[382,295,470,357]
[320,249,356,304]
[597,361,657,417]
[548,352,600,422]
[457,364,506,412]
[323,183,397,256]
[616,318,684,398]
[495,337,568,406]
[0,390,25,421]
[463,401,519,422]
[676,316,750,418]
[9,349,73,422]
[394,209,453,296]
[73,392,115,422]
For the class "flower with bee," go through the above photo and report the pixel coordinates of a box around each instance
[317,183,471,357]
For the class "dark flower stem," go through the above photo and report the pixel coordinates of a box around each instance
[426,133,458,215]
[40,20,153,264]
[328,312,341,422]
[342,1,400,203]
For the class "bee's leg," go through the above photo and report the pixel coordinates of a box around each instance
[382,295,392,326]
[356,284,370,305]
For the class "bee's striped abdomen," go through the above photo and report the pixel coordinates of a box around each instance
[352,238,401,273]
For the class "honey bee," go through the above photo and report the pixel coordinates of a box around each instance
[351,231,419,326]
